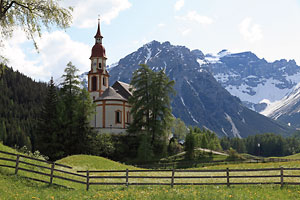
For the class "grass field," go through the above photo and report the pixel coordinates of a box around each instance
[1,143,300,199]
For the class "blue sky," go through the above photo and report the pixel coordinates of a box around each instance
[2,0,300,81]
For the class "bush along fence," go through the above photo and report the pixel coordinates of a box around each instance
[1,150,300,191]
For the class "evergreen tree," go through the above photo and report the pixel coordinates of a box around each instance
[184,129,195,160]
[137,134,153,162]
[36,77,62,160]
[0,121,6,142]
[128,64,175,156]
[59,62,94,157]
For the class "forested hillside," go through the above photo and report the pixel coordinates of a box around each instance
[0,64,47,150]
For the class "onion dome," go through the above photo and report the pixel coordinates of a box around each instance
[90,43,106,58]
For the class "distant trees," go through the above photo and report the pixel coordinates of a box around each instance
[0,63,48,150]
[128,64,175,159]
[171,118,188,140]
[221,132,300,157]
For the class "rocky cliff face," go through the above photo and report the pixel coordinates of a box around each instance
[196,50,300,113]
[106,41,293,137]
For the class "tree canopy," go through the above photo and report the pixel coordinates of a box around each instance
[0,0,72,49]
[128,64,175,158]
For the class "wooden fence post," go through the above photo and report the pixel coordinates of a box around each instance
[226,168,230,187]
[171,168,175,188]
[126,168,129,187]
[49,163,55,184]
[15,155,20,175]
[86,171,90,191]
[280,167,284,188]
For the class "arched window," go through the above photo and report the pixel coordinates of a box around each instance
[91,76,97,91]
[99,63,102,69]
[103,77,106,86]
[115,110,122,124]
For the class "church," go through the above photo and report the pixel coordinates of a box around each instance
[88,20,132,134]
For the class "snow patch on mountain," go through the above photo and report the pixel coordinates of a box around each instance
[261,82,300,119]
[225,78,291,104]
[107,62,119,71]
[144,44,152,64]
[180,96,199,124]
[225,113,241,138]
[197,58,206,67]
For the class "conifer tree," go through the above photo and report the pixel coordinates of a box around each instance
[36,77,62,160]
[0,121,6,142]
[59,62,94,157]
[129,64,175,155]
[185,129,195,160]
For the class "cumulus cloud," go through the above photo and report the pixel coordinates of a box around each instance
[64,0,131,28]
[176,11,214,25]
[174,0,184,11]
[1,30,90,82]
[239,18,263,42]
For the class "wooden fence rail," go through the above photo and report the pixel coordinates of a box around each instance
[135,157,300,169]
[0,150,85,187]
[1,150,300,191]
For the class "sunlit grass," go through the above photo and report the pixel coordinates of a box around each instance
[1,142,300,199]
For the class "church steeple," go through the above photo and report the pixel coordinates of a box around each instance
[88,19,109,100]
[94,18,103,43]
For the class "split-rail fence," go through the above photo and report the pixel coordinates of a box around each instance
[1,150,300,191]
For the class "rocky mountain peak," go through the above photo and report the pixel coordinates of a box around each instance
[106,40,294,137]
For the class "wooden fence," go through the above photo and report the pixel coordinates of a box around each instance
[0,150,86,187]
[1,150,300,191]
[134,158,300,169]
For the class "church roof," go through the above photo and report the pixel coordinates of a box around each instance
[90,43,106,58]
[96,87,126,101]
[112,81,133,100]
[94,21,103,39]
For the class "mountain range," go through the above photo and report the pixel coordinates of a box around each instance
[103,40,294,138]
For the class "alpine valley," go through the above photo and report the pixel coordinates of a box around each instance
[93,40,297,138]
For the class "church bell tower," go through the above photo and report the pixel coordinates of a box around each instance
[88,19,109,100]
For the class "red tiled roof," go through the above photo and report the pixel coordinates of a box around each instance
[90,43,106,58]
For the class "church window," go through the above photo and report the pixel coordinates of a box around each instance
[103,77,106,86]
[99,63,102,69]
[91,76,97,91]
[126,111,131,124]
[115,110,122,124]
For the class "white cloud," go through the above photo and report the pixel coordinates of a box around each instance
[64,0,131,28]
[239,18,263,43]
[174,0,184,11]
[158,23,166,28]
[1,30,90,81]
[176,11,214,25]
[182,28,191,36]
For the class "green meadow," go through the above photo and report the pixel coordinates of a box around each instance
[1,143,300,200]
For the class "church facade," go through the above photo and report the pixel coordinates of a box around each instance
[88,21,132,134]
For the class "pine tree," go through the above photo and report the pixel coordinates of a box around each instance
[59,62,94,157]
[128,64,175,156]
[36,77,62,160]
[185,130,195,160]
[0,121,6,142]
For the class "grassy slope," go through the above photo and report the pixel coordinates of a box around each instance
[1,143,300,199]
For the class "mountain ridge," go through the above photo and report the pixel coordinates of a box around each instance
[105,40,294,137]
